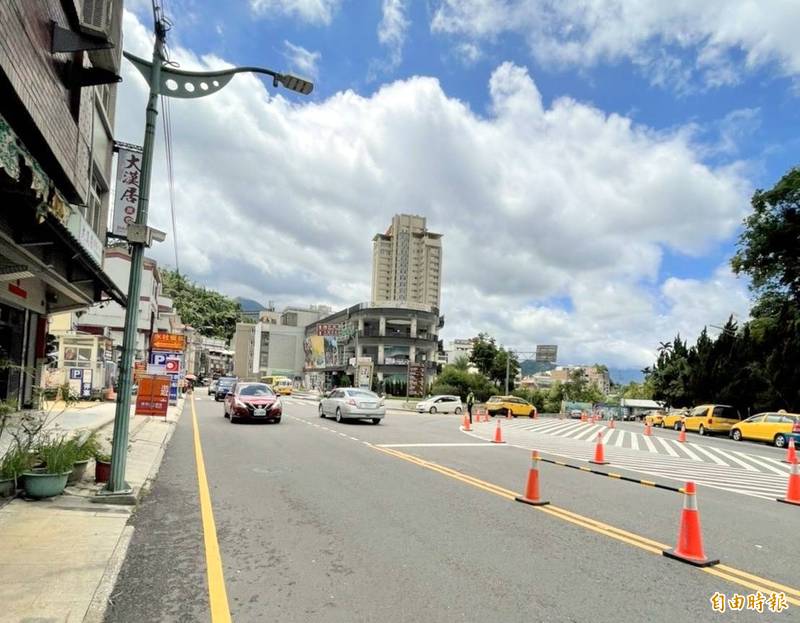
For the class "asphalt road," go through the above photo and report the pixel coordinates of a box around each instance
[105,394,799,622]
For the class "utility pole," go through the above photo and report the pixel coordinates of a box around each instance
[505,351,510,395]
[98,14,166,500]
[97,6,313,500]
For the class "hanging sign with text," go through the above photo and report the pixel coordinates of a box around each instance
[112,144,143,237]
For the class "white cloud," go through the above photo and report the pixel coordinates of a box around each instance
[282,40,321,79]
[249,0,341,25]
[431,1,800,91]
[454,42,482,66]
[369,0,410,78]
[116,10,753,368]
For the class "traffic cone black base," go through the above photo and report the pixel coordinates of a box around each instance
[662,548,720,568]
[514,495,550,507]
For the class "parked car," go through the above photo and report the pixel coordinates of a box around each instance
[644,411,667,427]
[486,396,537,418]
[683,404,743,436]
[729,411,800,447]
[214,376,237,401]
[208,380,219,396]
[416,395,463,414]
[319,388,385,424]
[569,409,583,419]
[224,382,282,423]
[661,410,688,430]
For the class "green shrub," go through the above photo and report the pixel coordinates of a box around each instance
[0,446,31,480]
[36,436,80,474]
[71,431,101,461]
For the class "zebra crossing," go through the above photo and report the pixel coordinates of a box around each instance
[467,418,792,501]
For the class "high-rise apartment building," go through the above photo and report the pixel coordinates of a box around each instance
[371,214,442,309]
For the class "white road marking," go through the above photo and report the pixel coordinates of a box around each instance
[630,434,640,451]
[691,444,730,466]
[673,443,703,462]
[654,436,679,457]
[377,443,506,448]
[614,431,626,447]
[641,434,657,454]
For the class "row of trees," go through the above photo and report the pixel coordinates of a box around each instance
[160,269,244,341]
[645,167,800,414]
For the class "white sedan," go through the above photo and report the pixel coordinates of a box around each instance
[319,388,385,424]
[416,395,463,414]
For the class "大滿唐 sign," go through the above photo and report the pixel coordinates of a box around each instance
[112,144,143,237]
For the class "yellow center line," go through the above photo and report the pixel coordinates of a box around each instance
[369,443,799,603]
[191,395,232,623]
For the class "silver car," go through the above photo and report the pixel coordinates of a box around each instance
[319,388,385,424]
[208,380,219,396]
[416,395,463,414]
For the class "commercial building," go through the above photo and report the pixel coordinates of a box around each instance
[547,365,611,394]
[371,214,442,309]
[187,334,233,379]
[443,338,474,365]
[0,1,126,406]
[303,302,443,394]
[232,305,332,381]
[47,250,186,393]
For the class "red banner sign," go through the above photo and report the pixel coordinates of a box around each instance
[135,375,170,417]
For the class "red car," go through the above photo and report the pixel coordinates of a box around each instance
[224,382,282,424]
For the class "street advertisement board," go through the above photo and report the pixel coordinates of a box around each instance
[68,368,93,399]
[535,345,558,364]
[150,351,182,404]
[407,363,425,397]
[112,144,143,237]
[357,360,373,390]
[135,375,170,417]
[151,333,186,352]
[133,361,147,383]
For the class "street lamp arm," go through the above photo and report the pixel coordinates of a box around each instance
[123,51,313,99]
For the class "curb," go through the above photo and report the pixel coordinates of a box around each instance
[82,525,135,623]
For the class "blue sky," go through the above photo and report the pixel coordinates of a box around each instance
[118,1,800,368]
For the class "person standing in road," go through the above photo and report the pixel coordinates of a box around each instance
[466,391,475,424]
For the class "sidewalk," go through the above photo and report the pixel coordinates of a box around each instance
[0,398,186,622]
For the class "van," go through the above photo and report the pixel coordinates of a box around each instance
[683,404,742,436]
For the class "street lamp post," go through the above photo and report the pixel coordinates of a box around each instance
[98,15,313,499]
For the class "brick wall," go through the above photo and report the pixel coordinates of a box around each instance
[0,0,90,202]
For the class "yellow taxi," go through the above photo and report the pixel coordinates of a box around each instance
[729,411,800,448]
[660,410,688,430]
[486,396,537,418]
[643,411,667,427]
[683,404,743,436]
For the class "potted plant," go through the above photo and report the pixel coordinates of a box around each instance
[0,446,30,497]
[21,435,78,499]
[94,448,112,483]
[67,430,100,485]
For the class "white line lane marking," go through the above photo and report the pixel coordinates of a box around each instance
[757,455,792,472]
[377,443,506,448]
[630,434,640,451]
[710,449,760,472]
[641,434,657,454]
[729,451,790,476]
[655,436,679,457]
[569,425,600,441]
[691,444,730,466]
[614,431,626,447]
[348,436,359,441]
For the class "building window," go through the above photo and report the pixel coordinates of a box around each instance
[63,346,93,368]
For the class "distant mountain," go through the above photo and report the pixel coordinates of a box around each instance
[608,368,645,385]
[235,297,266,313]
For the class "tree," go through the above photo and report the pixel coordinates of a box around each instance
[732,167,800,303]
[160,269,242,341]
[469,334,497,377]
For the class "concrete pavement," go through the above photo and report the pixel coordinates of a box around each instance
[104,394,798,622]
[0,398,185,622]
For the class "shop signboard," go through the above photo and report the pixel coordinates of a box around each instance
[135,375,170,417]
[407,363,425,397]
[112,144,144,237]
[151,333,186,352]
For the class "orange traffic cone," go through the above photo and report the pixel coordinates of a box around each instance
[777,459,800,506]
[515,451,550,506]
[492,418,505,444]
[663,482,719,567]
[644,422,653,436]
[784,438,797,464]
[607,418,615,429]
[678,423,687,443]
[580,413,586,422]
[590,431,608,465]
[462,414,472,431]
